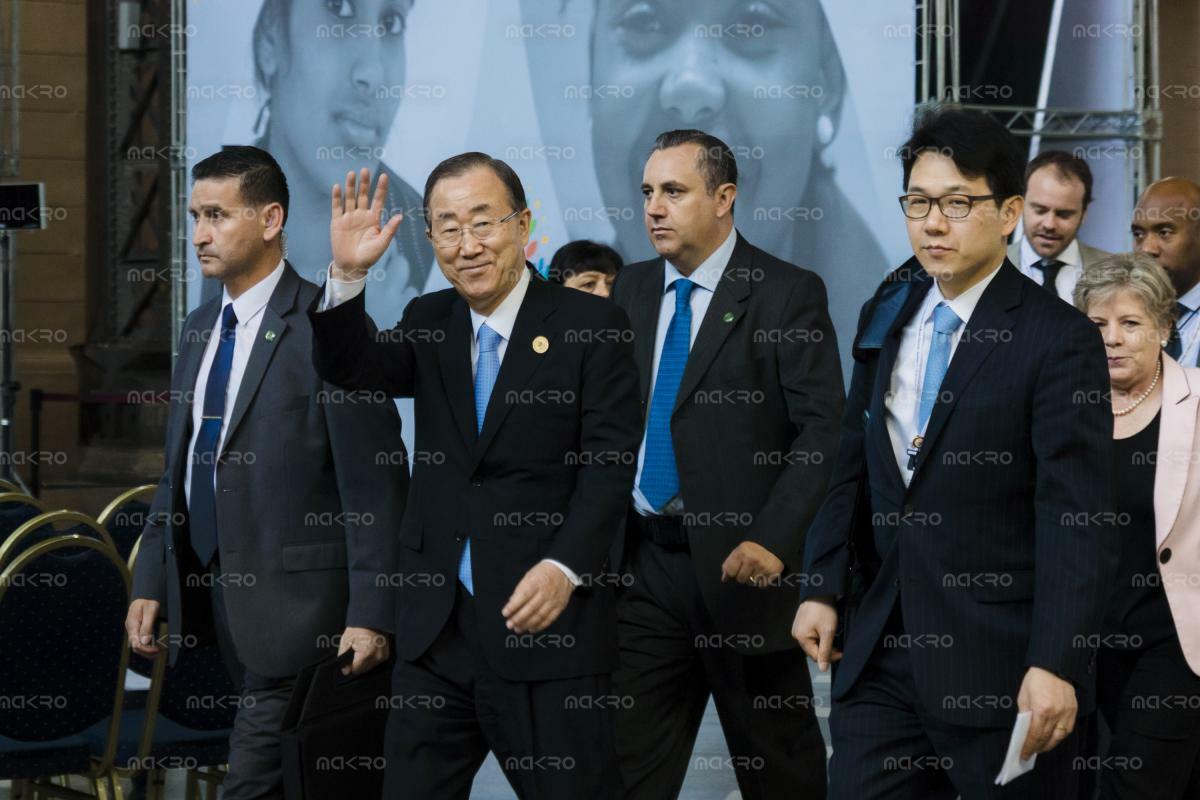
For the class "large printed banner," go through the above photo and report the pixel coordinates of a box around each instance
[187,0,916,447]
[187,0,914,331]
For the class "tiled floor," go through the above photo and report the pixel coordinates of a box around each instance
[2,664,831,799]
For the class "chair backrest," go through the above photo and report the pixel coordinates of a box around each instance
[97,485,157,562]
[122,533,235,765]
[0,479,21,493]
[0,493,49,542]
[0,535,130,774]
[0,511,115,572]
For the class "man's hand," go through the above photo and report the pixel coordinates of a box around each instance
[330,167,404,281]
[125,599,161,657]
[502,561,575,634]
[337,626,391,676]
[1017,666,1078,759]
[721,540,784,588]
[792,597,842,672]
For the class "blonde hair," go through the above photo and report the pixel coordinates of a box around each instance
[1073,252,1178,334]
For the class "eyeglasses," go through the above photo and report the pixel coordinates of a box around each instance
[898,194,997,220]
[428,209,521,249]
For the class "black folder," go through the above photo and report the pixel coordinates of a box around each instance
[280,650,393,799]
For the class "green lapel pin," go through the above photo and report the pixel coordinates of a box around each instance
[264,330,277,342]
[722,311,735,323]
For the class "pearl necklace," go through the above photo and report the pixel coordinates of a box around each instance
[1113,358,1162,416]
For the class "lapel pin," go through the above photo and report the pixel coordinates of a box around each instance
[532,335,549,354]
[722,311,735,323]
[264,330,277,342]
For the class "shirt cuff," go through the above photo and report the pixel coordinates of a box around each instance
[541,558,581,587]
[320,264,367,310]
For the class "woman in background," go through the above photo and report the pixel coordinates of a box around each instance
[1076,252,1200,799]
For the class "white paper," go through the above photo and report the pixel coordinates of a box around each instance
[994,710,1038,786]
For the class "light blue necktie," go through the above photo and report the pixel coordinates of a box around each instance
[459,322,502,594]
[639,278,696,512]
[917,302,963,435]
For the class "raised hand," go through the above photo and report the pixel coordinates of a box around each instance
[330,167,405,280]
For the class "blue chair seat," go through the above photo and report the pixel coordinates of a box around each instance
[83,713,230,771]
[0,733,92,779]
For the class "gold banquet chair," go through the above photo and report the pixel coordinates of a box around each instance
[0,535,132,799]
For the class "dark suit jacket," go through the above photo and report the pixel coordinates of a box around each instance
[132,262,408,678]
[308,267,642,681]
[801,257,1117,727]
[612,233,845,654]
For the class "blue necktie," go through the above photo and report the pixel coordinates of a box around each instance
[917,302,963,436]
[459,322,502,594]
[639,279,696,512]
[190,303,237,566]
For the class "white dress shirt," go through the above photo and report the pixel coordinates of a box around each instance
[323,265,580,585]
[185,260,286,507]
[1018,235,1081,302]
[885,260,1004,486]
[633,226,738,515]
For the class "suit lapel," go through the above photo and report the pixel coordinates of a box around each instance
[436,297,477,451]
[1155,358,1199,547]
[910,261,1022,479]
[672,235,752,415]
[471,274,556,468]
[629,262,664,405]
[220,264,296,454]
[868,272,932,495]
[169,301,220,477]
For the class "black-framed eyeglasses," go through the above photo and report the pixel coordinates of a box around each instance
[428,209,521,249]
[898,194,997,220]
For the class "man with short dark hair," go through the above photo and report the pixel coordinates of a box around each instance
[1133,177,1200,366]
[1007,149,1109,302]
[793,108,1115,798]
[125,145,407,798]
[609,128,843,799]
[309,155,642,798]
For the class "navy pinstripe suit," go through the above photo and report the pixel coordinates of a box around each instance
[801,258,1118,797]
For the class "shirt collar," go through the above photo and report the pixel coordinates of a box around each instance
[662,227,737,295]
[222,260,285,328]
[1179,279,1200,313]
[470,264,531,343]
[925,258,1005,328]
[1020,233,1081,268]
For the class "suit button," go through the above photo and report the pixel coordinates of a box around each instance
[471,480,481,487]
[903,503,914,515]
[455,534,465,543]
[1160,548,1172,565]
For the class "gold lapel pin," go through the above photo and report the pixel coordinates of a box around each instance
[532,335,549,354]
[264,330,277,342]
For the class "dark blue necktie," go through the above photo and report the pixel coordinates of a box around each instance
[1166,302,1187,360]
[1034,258,1064,296]
[639,278,695,512]
[190,303,237,566]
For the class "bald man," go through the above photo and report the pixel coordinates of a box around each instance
[1132,177,1200,366]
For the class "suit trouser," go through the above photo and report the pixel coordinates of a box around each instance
[382,584,622,800]
[612,534,827,800]
[207,560,296,800]
[828,604,1083,800]
[1093,637,1200,799]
